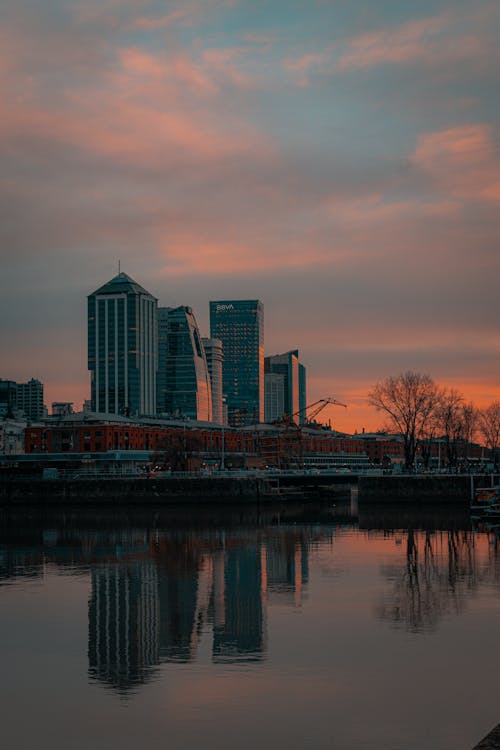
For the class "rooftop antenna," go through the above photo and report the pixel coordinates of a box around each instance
[118,259,121,274]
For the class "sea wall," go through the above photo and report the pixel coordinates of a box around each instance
[358,475,479,504]
[0,476,270,504]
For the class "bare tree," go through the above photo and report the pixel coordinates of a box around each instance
[368,372,439,471]
[417,389,443,469]
[478,401,500,469]
[435,388,465,469]
[432,391,479,469]
[460,401,478,463]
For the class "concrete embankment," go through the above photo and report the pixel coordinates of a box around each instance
[0,476,271,504]
[358,474,487,504]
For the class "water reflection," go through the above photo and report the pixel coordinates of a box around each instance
[0,504,327,693]
[2,503,500,699]
[374,526,500,634]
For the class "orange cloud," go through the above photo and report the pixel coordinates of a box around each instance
[157,238,327,276]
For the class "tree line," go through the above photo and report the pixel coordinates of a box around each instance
[368,371,500,472]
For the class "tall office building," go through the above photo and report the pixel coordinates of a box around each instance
[264,350,306,424]
[201,338,224,424]
[88,272,157,416]
[299,363,307,423]
[157,306,212,421]
[264,373,285,424]
[209,300,264,427]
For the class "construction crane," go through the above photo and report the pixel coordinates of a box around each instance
[292,397,347,425]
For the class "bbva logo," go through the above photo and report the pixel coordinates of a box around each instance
[216,304,234,311]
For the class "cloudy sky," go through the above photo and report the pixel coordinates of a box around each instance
[1,0,499,432]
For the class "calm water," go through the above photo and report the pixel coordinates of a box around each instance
[1,501,498,750]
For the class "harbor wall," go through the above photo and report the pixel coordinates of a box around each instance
[357,474,487,504]
[0,476,270,504]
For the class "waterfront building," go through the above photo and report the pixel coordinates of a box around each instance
[157,307,212,421]
[0,378,45,420]
[0,419,26,454]
[209,300,264,427]
[201,338,224,424]
[88,272,157,416]
[264,350,306,424]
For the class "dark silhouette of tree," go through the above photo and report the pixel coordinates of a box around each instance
[436,388,465,468]
[368,372,439,471]
[479,401,500,469]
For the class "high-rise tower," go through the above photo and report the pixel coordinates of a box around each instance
[264,350,307,424]
[157,306,212,421]
[88,272,157,416]
[209,300,264,427]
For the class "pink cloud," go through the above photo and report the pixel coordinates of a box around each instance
[0,39,271,166]
[336,15,450,72]
[285,6,500,83]
[412,124,500,204]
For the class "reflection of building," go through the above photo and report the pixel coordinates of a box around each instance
[0,523,323,694]
[212,545,265,662]
[88,562,159,692]
[210,300,264,427]
[157,306,212,421]
[264,350,306,424]
[201,338,224,424]
[88,272,158,416]
[266,537,309,607]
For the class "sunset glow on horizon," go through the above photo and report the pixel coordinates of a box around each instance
[1,0,499,432]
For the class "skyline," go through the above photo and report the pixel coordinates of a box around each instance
[1,0,499,432]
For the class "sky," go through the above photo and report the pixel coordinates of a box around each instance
[1,0,499,433]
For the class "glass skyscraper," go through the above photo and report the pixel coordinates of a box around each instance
[209,300,264,427]
[157,306,212,421]
[88,272,157,416]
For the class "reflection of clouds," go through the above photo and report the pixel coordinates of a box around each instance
[375,529,500,634]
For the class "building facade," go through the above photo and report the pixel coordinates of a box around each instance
[264,373,285,424]
[209,300,264,427]
[88,272,157,417]
[264,350,306,425]
[0,378,45,420]
[201,338,224,424]
[157,307,212,422]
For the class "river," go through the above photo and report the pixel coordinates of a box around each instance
[0,500,496,749]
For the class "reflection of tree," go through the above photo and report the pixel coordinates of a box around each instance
[375,529,500,633]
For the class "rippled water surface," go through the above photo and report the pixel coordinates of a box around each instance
[1,501,498,750]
